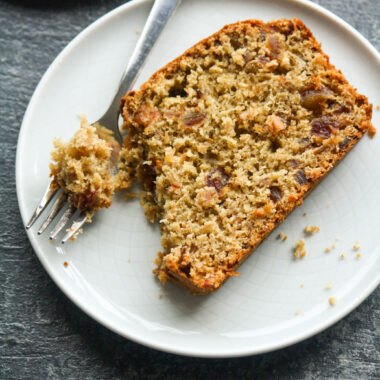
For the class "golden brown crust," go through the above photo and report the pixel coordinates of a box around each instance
[120,18,374,294]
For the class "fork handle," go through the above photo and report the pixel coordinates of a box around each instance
[117,0,181,98]
[99,0,181,127]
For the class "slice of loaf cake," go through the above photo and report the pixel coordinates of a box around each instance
[119,18,374,294]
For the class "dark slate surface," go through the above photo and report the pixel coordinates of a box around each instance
[1,0,379,378]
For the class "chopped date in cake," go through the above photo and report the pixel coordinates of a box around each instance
[284,21,295,36]
[135,104,160,127]
[206,168,229,193]
[266,34,285,60]
[182,111,206,127]
[243,50,255,63]
[141,163,156,192]
[339,137,351,149]
[287,159,299,168]
[295,169,308,185]
[83,189,99,208]
[300,87,333,111]
[256,56,270,67]
[298,137,310,146]
[311,120,332,138]
[332,102,351,114]
[269,186,283,202]
[311,116,341,139]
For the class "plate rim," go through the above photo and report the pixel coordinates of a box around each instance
[16,0,380,358]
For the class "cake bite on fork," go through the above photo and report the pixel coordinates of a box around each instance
[25,0,181,243]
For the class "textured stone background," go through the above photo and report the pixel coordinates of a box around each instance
[0,0,379,378]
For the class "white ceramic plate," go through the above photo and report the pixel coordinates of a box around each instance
[17,0,380,357]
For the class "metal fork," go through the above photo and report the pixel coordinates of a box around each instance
[26,0,181,243]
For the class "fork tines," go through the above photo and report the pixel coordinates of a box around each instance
[26,178,58,230]
[26,180,87,243]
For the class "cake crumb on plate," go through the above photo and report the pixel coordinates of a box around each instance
[304,225,320,235]
[329,297,337,306]
[294,238,306,259]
